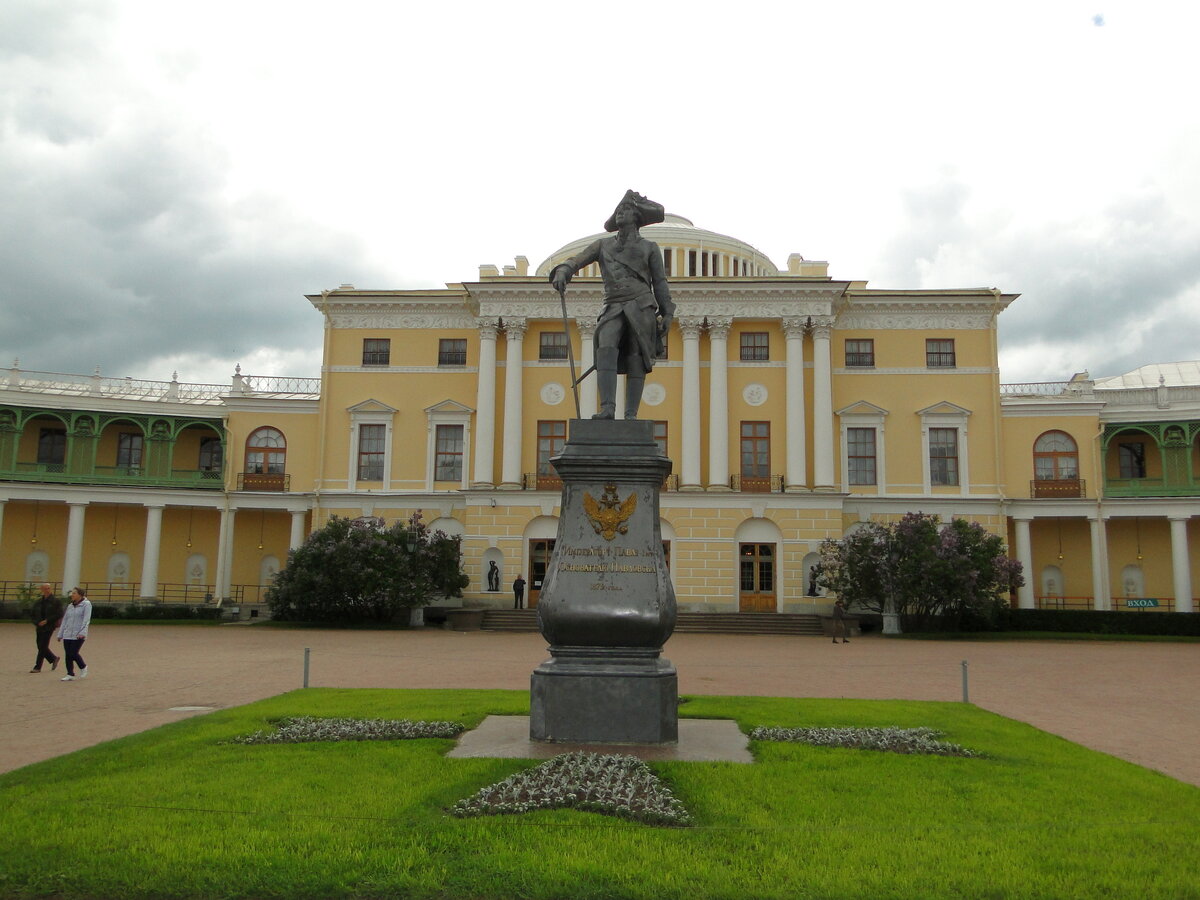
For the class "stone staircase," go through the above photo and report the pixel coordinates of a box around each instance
[479,609,824,636]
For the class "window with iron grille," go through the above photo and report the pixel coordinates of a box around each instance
[362,338,391,366]
[438,338,467,366]
[740,422,770,477]
[116,433,143,468]
[740,332,769,361]
[537,421,567,475]
[926,339,956,368]
[845,339,875,367]
[357,424,385,481]
[37,428,66,465]
[538,332,569,361]
[847,427,877,485]
[929,427,959,485]
[434,424,464,481]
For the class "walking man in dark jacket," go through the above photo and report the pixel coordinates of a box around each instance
[29,583,62,673]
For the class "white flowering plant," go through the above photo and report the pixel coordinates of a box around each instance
[228,716,465,745]
[749,725,981,757]
[451,752,692,826]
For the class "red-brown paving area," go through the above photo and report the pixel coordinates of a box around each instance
[2,623,1196,786]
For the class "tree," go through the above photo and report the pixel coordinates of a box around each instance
[265,511,470,624]
[816,512,1023,634]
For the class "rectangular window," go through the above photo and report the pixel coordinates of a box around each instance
[437,338,467,366]
[1118,442,1146,479]
[926,339,956,368]
[740,332,769,361]
[740,421,771,477]
[357,424,385,481]
[434,424,464,482]
[929,427,959,485]
[845,339,875,367]
[362,338,391,366]
[662,248,672,276]
[537,420,567,475]
[116,433,143,469]
[688,250,697,276]
[37,428,66,466]
[653,421,668,457]
[538,332,569,361]
[847,427,877,485]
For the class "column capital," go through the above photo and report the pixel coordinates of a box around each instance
[1169,514,1194,522]
[576,319,598,338]
[811,317,834,340]
[503,319,527,340]
[706,317,732,340]
[476,317,499,338]
[782,317,808,337]
[678,317,704,339]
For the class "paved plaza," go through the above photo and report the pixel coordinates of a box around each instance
[2,623,1196,786]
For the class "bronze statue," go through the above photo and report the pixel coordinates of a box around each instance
[550,190,675,420]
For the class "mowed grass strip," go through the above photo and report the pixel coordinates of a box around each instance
[1,688,1197,900]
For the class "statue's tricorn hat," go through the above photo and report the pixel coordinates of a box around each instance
[604,189,666,232]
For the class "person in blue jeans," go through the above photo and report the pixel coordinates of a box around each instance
[57,587,92,681]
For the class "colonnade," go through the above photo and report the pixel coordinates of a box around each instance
[0,499,308,601]
[1011,513,1195,613]
[470,316,838,492]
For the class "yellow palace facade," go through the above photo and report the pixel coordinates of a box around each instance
[1,214,1197,616]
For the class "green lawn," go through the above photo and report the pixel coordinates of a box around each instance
[2,689,1197,899]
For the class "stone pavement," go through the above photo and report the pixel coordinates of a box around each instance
[2,623,1197,786]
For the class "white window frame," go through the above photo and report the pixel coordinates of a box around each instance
[424,400,474,491]
[918,402,972,496]
[347,400,398,491]
[836,402,888,493]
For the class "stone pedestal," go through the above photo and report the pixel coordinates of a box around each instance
[530,420,678,744]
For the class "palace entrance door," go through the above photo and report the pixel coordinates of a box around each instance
[739,542,776,612]
[527,539,556,609]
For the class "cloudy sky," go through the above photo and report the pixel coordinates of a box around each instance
[3,0,1197,387]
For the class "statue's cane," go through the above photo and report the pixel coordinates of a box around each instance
[556,285,583,419]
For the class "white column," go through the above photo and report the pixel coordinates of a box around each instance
[783,319,807,491]
[812,319,836,490]
[615,375,627,421]
[62,502,87,589]
[679,318,703,489]
[707,319,731,490]
[289,510,307,550]
[215,506,236,601]
[499,320,526,489]
[1089,515,1110,610]
[471,319,498,487]
[0,501,5,551]
[577,320,597,419]
[139,504,164,600]
[1169,516,1194,613]
[1014,517,1035,609]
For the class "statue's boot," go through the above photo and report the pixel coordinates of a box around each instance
[592,347,618,419]
[624,375,645,419]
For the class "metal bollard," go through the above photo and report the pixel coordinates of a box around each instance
[961,659,969,703]
[303,647,311,689]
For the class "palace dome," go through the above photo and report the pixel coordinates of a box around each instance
[534,213,781,279]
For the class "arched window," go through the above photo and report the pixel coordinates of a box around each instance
[1034,431,1078,480]
[245,427,286,475]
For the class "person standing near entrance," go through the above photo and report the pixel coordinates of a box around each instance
[29,583,63,673]
[57,587,92,681]
[513,575,526,609]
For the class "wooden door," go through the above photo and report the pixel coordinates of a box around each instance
[739,542,776,612]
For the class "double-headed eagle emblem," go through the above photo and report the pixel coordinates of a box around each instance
[582,483,637,541]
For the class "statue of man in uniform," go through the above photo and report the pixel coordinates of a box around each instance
[549,190,675,420]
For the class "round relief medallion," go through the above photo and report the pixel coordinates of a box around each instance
[643,383,666,406]
[541,382,565,406]
[743,384,768,406]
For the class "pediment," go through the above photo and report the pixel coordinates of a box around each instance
[836,400,889,417]
[916,401,972,417]
[424,399,475,415]
[346,399,398,414]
